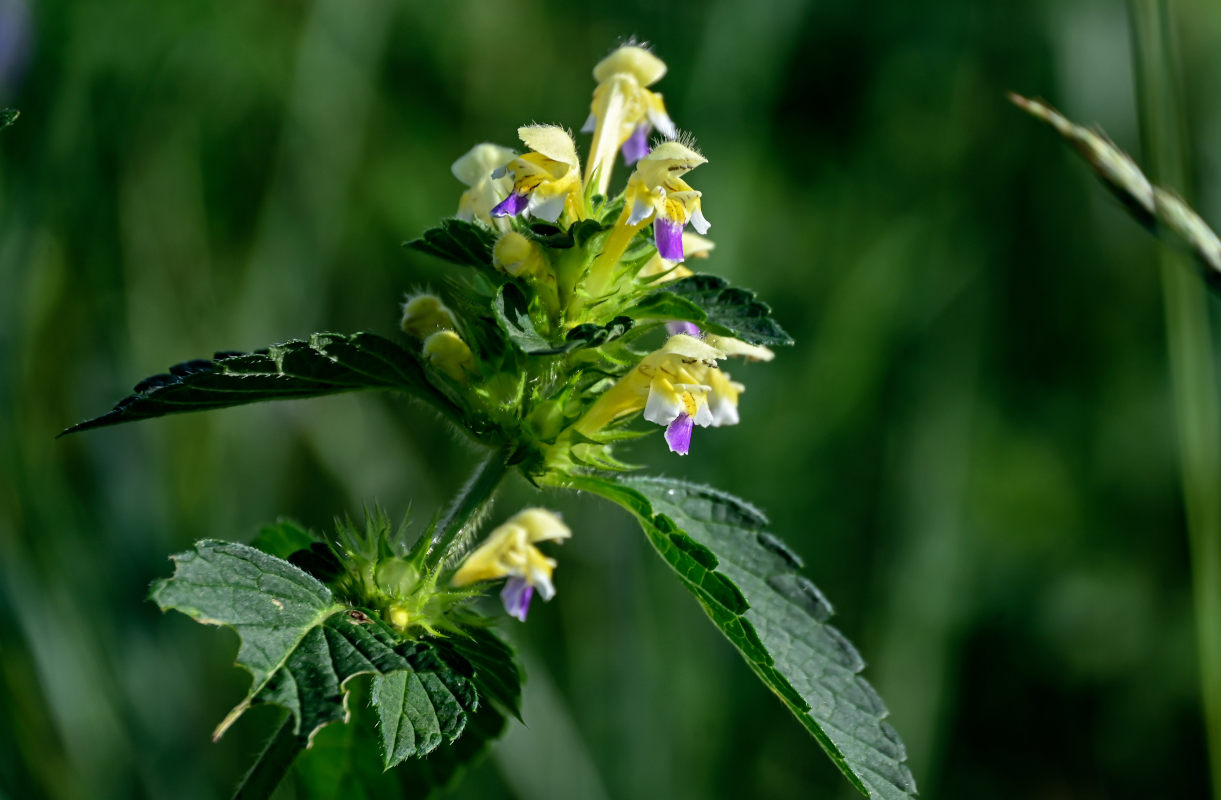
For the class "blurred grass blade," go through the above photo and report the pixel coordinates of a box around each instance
[1126,1,1221,796]
[0,109,18,130]
[1009,93,1221,283]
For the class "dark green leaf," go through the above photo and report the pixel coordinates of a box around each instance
[574,476,916,800]
[442,627,523,720]
[0,108,18,130]
[389,696,507,796]
[494,283,632,355]
[150,540,478,748]
[632,274,793,346]
[406,218,498,268]
[251,518,318,560]
[373,645,478,768]
[60,331,454,436]
[295,676,507,800]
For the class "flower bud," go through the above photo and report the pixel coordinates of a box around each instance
[493,232,547,278]
[422,330,475,382]
[400,293,456,338]
[387,605,410,631]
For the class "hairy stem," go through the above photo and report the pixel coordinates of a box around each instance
[232,715,306,800]
[1129,2,1221,795]
[425,448,513,572]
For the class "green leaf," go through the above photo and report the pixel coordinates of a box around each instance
[443,627,523,720]
[251,518,318,560]
[631,274,794,346]
[406,218,498,268]
[373,648,476,768]
[1011,93,1221,282]
[494,283,632,355]
[0,108,18,131]
[388,695,507,796]
[296,676,507,800]
[60,331,455,436]
[574,476,916,799]
[150,540,478,748]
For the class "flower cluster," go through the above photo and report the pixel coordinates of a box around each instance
[398,43,784,621]
[401,42,776,466]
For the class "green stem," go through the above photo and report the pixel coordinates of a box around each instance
[425,448,513,572]
[232,715,306,800]
[1129,3,1221,796]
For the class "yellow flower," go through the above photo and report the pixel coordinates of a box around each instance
[452,508,571,621]
[624,141,710,261]
[575,334,726,454]
[583,142,710,297]
[451,143,516,226]
[583,43,678,195]
[491,125,585,223]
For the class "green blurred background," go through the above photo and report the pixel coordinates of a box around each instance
[4,0,1221,797]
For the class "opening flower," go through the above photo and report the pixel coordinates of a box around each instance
[583,43,678,195]
[491,125,584,223]
[451,508,571,621]
[451,143,516,226]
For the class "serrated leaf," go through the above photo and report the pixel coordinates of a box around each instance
[373,647,477,769]
[150,540,477,748]
[60,331,454,435]
[389,695,507,796]
[296,676,507,800]
[405,218,498,268]
[0,108,18,130]
[1011,93,1221,281]
[494,283,632,355]
[631,274,793,346]
[442,627,523,720]
[574,476,916,799]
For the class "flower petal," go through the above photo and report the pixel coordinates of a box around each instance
[654,217,685,260]
[491,191,529,217]
[628,197,656,227]
[621,123,652,165]
[689,205,711,235]
[647,105,677,140]
[643,378,684,425]
[666,321,701,337]
[518,124,578,168]
[500,577,534,622]
[451,143,516,186]
[665,413,694,455]
[527,191,567,223]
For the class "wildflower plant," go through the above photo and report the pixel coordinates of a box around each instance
[62,44,916,798]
